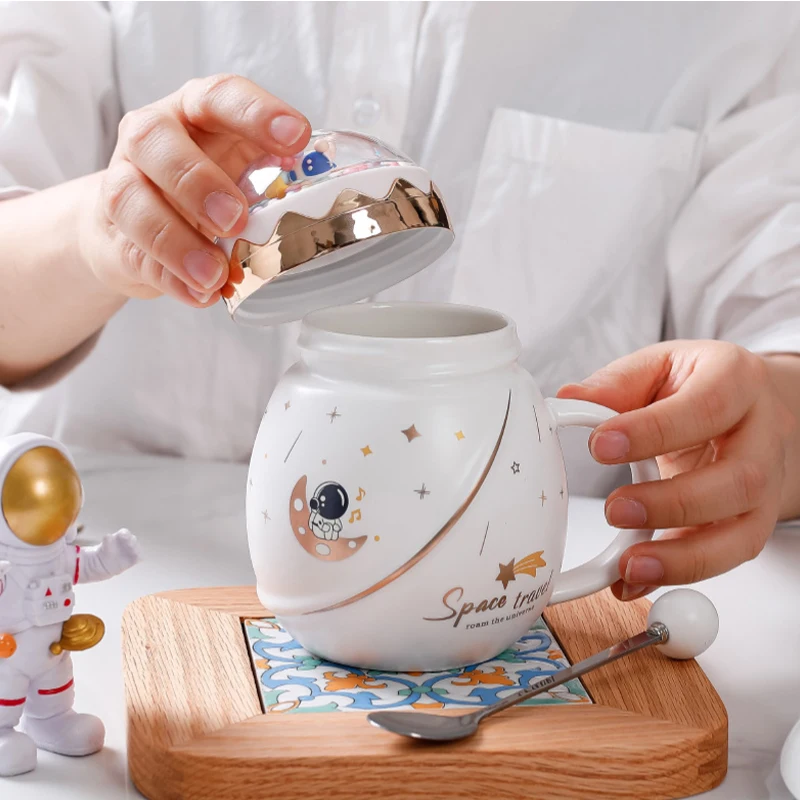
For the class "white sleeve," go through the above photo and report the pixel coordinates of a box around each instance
[0,0,118,193]
[666,32,800,356]
[0,1,118,405]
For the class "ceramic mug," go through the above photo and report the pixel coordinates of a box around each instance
[247,303,659,671]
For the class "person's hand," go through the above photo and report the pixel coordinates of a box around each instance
[558,340,796,600]
[78,74,310,307]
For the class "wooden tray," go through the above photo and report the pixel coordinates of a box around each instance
[122,587,727,800]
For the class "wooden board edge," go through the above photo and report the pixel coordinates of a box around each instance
[122,593,263,800]
[152,585,270,617]
[544,590,727,738]
[161,705,725,800]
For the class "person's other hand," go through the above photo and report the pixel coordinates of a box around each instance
[558,341,796,600]
[78,74,310,307]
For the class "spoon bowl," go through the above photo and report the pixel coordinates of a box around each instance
[368,710,480,742]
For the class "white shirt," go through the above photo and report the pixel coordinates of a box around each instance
[1,1,800,497]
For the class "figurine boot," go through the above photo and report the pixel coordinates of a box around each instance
[0,658,37,775]
[0,727,37,777]
[22,710,105,757]
[20,653,105,757]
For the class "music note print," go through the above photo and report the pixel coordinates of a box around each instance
[348,509,362,524]
[356,487,366,501]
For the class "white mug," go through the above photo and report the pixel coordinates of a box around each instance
[247,303,659,671]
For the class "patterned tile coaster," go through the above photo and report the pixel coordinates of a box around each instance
[243,617,592,714]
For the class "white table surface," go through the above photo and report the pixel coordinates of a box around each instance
[4,449,799,800]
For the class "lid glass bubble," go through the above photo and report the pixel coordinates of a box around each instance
[217,130,453,328]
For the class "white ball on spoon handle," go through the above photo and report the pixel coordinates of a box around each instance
[647,589,719,660]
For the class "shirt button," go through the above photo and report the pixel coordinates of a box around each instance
[352,96,381,128]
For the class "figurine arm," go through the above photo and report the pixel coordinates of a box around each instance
[0,560,9,596]
[74,529,140,584]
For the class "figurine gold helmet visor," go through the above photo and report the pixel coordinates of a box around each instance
[1,446,83,546]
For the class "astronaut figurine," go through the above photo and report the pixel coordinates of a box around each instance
[0,433,139,776]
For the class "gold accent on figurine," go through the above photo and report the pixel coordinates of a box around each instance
[49,614,105,655]
[223,178,452,317]
[2,447,82,546]
[304,391,513,616]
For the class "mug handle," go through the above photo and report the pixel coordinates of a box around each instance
[545,398,661,605]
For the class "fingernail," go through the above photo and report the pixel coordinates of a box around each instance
[606,498,647,527]
[184,250,223,289]
[591,431,630,462]
[624,556,664,585]
[270,115,306,147]
[204,191,243,232]
[621,583,658,602]
[187,287,212,304]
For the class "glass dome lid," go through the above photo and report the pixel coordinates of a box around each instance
[217,130,454,327]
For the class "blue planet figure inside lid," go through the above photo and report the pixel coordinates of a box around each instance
[216,130,454,328]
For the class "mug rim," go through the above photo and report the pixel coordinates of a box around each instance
[301,302,514,343]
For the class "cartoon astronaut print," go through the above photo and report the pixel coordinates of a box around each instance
[308,482,349,541]
[264,137,337,199]
[0,433,140,777]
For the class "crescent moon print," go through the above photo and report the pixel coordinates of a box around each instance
[289,475,367,561]
[305,390,513,615]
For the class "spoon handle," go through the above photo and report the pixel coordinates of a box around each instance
[477,622,668,721]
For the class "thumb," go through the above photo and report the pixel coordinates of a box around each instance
[557,343,673,413]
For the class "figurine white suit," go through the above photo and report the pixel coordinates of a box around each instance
[0,433,139,776]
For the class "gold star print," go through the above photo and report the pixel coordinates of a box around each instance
[540,491,547,506]
[327,407,341,423]
[496,559,517,591]
[361,445,373,457]
[514,551,547,578]
[401,424,421,442]
[455,430,465,441]
[262,510,270,522]
[284,401,291,411]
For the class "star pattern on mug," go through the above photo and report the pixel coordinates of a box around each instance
[327,407,342,423]
[496,559,517,590]
[360,445,373,457]
[401,424,421,442]
[414,483,430,499]
[454,430,465,441]
[539,491,547,506]
[284,401,291,411]
[262,509,271,522]
[511,461,520,474]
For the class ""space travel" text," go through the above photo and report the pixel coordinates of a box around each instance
[423,571,554,629]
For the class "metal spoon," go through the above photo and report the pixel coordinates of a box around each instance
[367,623,668,742]
[367,588,720,742]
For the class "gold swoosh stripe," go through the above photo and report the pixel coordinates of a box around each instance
[304,390,513,616]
